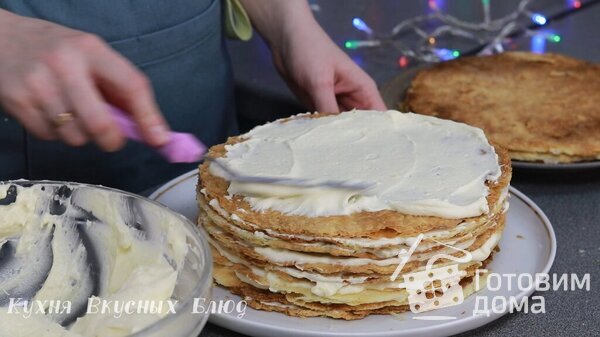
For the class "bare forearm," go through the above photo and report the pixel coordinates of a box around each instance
[237,0,318,49]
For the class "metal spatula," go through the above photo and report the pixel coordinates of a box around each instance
[207,157,374,191]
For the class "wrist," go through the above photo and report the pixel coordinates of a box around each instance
[240,0,318,50]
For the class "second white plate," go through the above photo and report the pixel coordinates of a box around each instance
[150,170,556,337]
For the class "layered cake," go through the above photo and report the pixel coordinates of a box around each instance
[197,110,512,319]
[404,52,600,163]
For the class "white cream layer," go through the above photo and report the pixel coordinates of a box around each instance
[206,216,501,268]
[209,110,501,218]
[201,186,508,254]
[209,233,497,301]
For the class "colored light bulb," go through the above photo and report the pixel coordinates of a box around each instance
[352,18,373,34]
[531,34,546,53]
[398,56,409,68]
[345,40,359,49]
[435,48,459,61]
[531,13,547,25]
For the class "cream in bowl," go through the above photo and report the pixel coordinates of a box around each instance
[0,181,212,337]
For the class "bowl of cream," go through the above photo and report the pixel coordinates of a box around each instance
[0,180,212,337]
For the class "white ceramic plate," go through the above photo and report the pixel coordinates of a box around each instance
[150,170,556,337]
[511,160,600,170]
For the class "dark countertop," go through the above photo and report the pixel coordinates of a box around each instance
[202,1,600,336]
[462,168,600,336]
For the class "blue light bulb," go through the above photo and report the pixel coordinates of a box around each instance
[531,13,547,25]
[352,18,373,34]
[531,34,546,53]
[434,48,459,61]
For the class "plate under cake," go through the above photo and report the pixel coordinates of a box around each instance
[404,52,600,164]
[197,110,512,320]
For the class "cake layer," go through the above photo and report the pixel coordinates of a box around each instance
[208,111,501,218]
[199,133,511,238]
[198,188,508,258]
[404,52,600,163]
[197,110,512,320]
[212,251,495,320]
[203,212,504,275]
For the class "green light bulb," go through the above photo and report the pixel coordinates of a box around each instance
[345,41,358,49]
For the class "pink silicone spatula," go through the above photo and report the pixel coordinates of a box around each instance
[108,105,206,163]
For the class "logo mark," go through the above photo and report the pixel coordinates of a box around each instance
[391,234,473,320]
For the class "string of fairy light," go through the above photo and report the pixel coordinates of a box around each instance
[343,0,582,67]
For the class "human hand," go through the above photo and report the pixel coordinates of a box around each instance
[0,10,170,151]
[239,0,386,113]
[271,23,387,112]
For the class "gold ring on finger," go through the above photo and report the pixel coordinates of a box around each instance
[52,111,75,128]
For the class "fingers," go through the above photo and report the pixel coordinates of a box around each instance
[304,75,385,113]
[308,78,340,112]
[363,83,387,110]
[0,84,57,141]
[9,105,57,141]
[63,68,125,152]
[335,63,387,111]
[337,81,387,111]
[26,66,88,146]
[0,16,161,151]
[308,75,385,113]
[301,65,385,113]
[24,108,58,141]
[283,80,315,111]
[47,45,125,152]
[90,47,170,147]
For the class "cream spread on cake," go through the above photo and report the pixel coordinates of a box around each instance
[208,233,494,300]
[0,183,188,337]
[209,110,501,218]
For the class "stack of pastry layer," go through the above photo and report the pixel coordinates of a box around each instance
[197,110,512,320]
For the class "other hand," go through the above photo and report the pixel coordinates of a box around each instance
[0,10,170,151]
